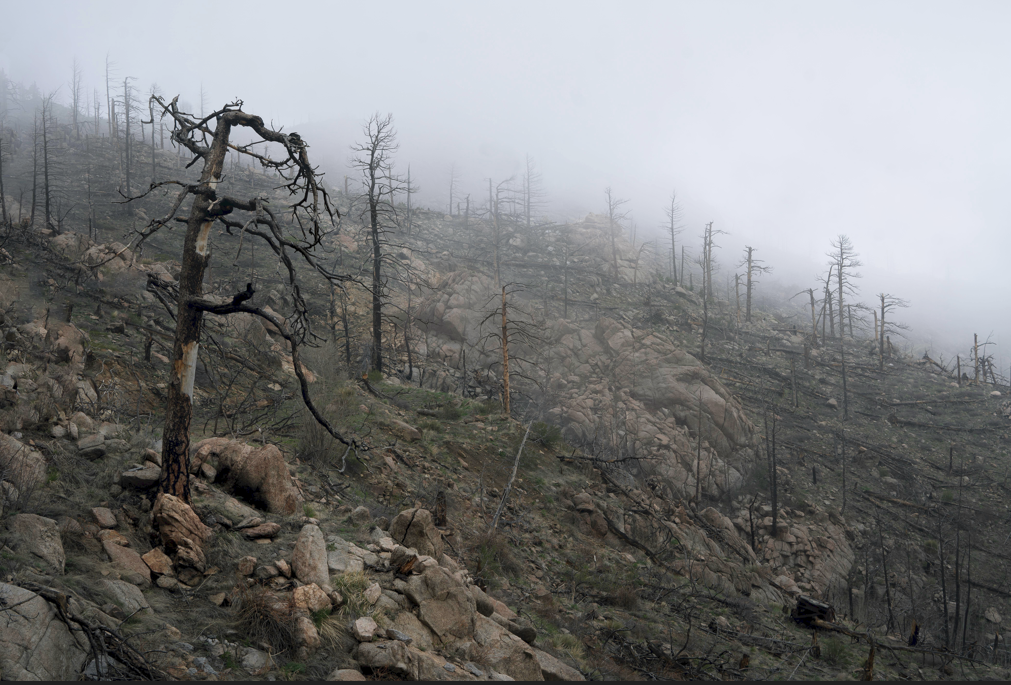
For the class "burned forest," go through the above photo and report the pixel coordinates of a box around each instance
[0,5,1010,681]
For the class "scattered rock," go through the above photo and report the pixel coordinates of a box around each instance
[237,556,257,576]
[355,639,411,674]
[294,615,320,651]
[293,583,332,614]
[241,522,281,539]
[389,508,444,559]
[385,628,413,644]
[103,542,152,585]
[327,668,367,681]
[293,524,329,587]
[390,611,436,652]
[9,513,65,574]
[985,607,1002,624]
[241,648,271,673]
[826,398,838,409]
[98,578,152,615]
[119,466,160,489]
[573,492,595,512]
[141,547,174,577]
[97,529,130,546]
[77,433,107,459]
[350,505,372,526]
[532,648,585,680]
[91,507,117,529]
[389,419,422,442]
[353,616,380,642]
[364,582,382,605]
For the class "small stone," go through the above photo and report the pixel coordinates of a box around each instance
[826,398,838,409]
[91,507,117,529]
[103,541,152,585]
[385,628,413,644]
[353,616,379,642]
[109,484,123,497]
[573,492,595,512]
[242,522,281,539]
[119,467,160,489]
[444,662,457,672]
[350,506,372,526]
[209,592,227,606]
[293,583,332,614]
[465,662,484,677]
[156,575,181,590]
[985,607,1002,624]
[327,668,366,681]
[364,582,382,605]
[241,648,270,673]
[142,547,174,577]
[237,556,257,576]
[97,528,130,546]
[199,463,217,481]
[50,424,67,438]
[254,565,280,580]
[275,558,292,578]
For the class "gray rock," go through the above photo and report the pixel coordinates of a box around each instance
[119,466,160,489]
[350,506,371,526]
[98,578,152,615]
[0,583,89,679]
[465,662,484,677]
[9,513,65,574]
[385,628,413,644]
[240,648,270,672]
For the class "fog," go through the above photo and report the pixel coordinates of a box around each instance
[3,0,1010,365]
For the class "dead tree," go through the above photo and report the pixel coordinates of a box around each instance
[522,154,545,237]
[738,245,771,323]
[829,235,861,338]
[604,187,629,280]
[350,113,401,374]
[664,190,684,284]
[877,293,909,371]
[129,95,357,502]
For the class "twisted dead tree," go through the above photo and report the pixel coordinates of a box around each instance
[125,95,362,502]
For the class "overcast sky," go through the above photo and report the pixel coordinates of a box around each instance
[2,1,1010,362]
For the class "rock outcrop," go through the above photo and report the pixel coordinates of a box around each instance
[190,438,300,514]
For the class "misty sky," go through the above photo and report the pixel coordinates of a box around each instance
[2,1,1010,362]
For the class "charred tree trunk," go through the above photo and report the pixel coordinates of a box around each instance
[501,287,510,416]
[158,118,231,501]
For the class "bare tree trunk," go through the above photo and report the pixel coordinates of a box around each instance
[123,78,131,196]
[501,287,510,416]
[809,289,818,347]
[371,192,382,373]
[159,119,231,501]
[41,99,53,233]
[745,246,753,322]
[0,131,7,227]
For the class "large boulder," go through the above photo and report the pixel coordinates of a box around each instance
[292,524,329,587]
[8,514,65,574]
[190,438,300,514]
[403,565,476,641]
[388,508,444,559]
[152,493,212,576]
[97,579,152,616]
[472,614,544,681]
[0,583,89,679]
[0,432,47,497]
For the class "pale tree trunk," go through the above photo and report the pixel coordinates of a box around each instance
[501,287,510,416]
[745,246,753,322]
[159,120,231,501]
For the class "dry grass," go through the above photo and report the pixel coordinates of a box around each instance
[232,583,299,654]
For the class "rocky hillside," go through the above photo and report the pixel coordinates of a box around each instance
[0,115,1010,680]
